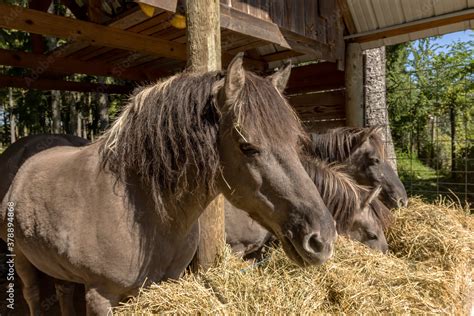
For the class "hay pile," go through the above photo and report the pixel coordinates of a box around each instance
[114,198,473,315]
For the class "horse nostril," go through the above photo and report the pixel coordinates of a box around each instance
[303,233,324,255]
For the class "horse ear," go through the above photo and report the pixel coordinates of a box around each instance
[363,126,383,143]
[361,185,382,209]
[224,52,246,106]
[349,126,380,157]
[268,61,292,93]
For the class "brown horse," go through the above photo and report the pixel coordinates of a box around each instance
[0,134,89,315]
[0,134,89,202]
[226,159,392,258]
[310,127,408,209]
[0,54,336,315]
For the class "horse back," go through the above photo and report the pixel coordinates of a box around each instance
[0,134,89,204]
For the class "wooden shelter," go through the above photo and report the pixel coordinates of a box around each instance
[0,0,473,130]
[0,0,473,266]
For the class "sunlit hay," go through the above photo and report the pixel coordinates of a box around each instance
[387,197,473,270]
[114,199,473,315]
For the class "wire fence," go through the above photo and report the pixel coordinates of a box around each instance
[371,63,473,208]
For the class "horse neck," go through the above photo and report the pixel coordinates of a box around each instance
[123,169,216,235]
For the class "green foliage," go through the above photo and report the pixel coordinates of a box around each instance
[387,35,474,178]
[0,0,129,144]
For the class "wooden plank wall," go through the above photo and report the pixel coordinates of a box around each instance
[286,62,346,132]
[222,0,342,49]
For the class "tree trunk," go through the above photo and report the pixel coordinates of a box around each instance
[9,88,16,144]
[186,0,224,271]
[364,47,398,172]
[97,79,109,133]
[450,103,456,173]
[87,93,94,141]
[3,103,7,146]
[345,43,364,127]
[51,90,61,134]
[72,92,82,136]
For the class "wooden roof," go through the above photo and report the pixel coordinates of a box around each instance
[0,0,346,92]
[340,0,474,49]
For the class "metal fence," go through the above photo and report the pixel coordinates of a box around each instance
[372,63,473,208]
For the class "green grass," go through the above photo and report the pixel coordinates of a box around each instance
[396,151,438,182]
[396,151,472,206]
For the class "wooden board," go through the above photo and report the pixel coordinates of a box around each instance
[286,62,345,94]
[0,4,187,60]
[0,75,131,94]
[289,90,345,121]
[0,48,154,81]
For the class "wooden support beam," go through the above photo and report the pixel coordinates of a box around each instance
[336,0,357,34]
[29,0,52,54]
[0,75,131,94]
[50,7,167,59]
[141,0,333,60]
[0,4,187,61]
[220,5,332,59]
[136,0,178,13]
[0,48,161,81]
[344,43,364,127]
[346,9,474,43]
[186,0,225,271]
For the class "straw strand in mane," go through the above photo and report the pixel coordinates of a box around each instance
[303,158,364,232]
[98,70,306,219]
[310,127,386,162]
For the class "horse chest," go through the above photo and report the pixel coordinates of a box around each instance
[118,221,200,292]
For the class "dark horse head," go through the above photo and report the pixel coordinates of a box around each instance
[216,55,336,265]
[304,159,392,253]
[310,127,408,209]
[100,53,336,266]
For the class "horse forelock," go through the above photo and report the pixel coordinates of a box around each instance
[236,72,306,149]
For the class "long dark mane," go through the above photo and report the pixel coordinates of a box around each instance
[303,158,392,232]
[309,127,386,162]
[98,70,305,219]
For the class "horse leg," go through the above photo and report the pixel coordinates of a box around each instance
[15,250,41,316]
[55,279,76,316]
[85,286,119,316]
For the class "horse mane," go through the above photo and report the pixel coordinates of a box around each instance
[303,158,392,232]
[303,158,364,232]
[309,126,386,161]
[369,198,393,231]
[98,70,305,220]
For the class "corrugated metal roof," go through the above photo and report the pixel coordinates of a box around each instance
[346,0,474,49]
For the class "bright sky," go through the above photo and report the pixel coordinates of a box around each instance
[430,29,473,52]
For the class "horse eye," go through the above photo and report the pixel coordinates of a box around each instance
[369,157,380,165]
[239,142,260,157]
[367,232,378,240]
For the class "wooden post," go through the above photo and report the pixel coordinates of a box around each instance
[185,0,221,71]
[364,47,398,171]
[345,43,364,127]
[186,0,224,270]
